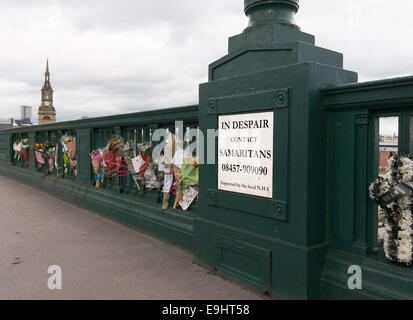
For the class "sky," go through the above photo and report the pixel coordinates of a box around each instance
[0,0,412,132]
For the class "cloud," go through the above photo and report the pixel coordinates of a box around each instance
[299,0,413,80]
[380,117,399,137]
[0,0,245,122]
[0,0,412,123]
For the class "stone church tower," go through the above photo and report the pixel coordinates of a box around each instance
[38,59,56,124]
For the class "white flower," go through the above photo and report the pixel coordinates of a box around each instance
[402,169,413,181]
[401,157,413,168]
[398,249,412,263]
[399,237,412,248]
[383,229,392,260]
[399,220,411,230]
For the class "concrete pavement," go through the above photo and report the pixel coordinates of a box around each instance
[0,175,264,300]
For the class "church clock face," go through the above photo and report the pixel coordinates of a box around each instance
[45,101,49,106]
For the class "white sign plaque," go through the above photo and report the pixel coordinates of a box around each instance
[218,111,274,199]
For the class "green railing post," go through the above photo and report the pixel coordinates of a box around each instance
[399,111,411,155]
[28,132,36,171]
[0,133,11,164]
[76,128,92,185]
[195,0,357,299]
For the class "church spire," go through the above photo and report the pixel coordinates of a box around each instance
[45,59,50,76]
[43,58,52,90]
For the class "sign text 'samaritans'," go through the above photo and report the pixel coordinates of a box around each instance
[219,149,272,159]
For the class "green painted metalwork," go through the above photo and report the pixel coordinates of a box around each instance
[322,77,413,299]
[244,0,300,29]
[195,0,357,299]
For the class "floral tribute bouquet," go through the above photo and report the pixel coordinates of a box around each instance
[122,141,162,192]
[35,143,46,169]
[137,143,161,190]
[369,154,413,265]
[35,141,56,173]
[90,149,105,188]
[104,136,125,177]
[145,162,161,190]
[160,132,199,211]
[43,141,56,173]
[122,140,141,191]
[161,132,176,210]
[179,154,199,211]
[60,134,77,177]
[13,139,30,165]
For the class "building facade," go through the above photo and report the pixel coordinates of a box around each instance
[38,60,56,125]
[0,118,13,130]
[20,105,32,125]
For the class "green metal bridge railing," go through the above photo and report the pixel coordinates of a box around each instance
[0,105,199,251]
[321,75,413,299]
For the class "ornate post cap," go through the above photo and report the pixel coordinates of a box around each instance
[244,0,300,30]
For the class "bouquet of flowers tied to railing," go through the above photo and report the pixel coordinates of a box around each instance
[160,132,198,211]
[13,141,20,160]
[179,153,199,211]
[35,143,46,169]
[13,139,30,164]
[161,132,176,210]
[60,134,77,177]
[43,141,56,174]
[171,146,199,211]
[90,149,105,188]
[369,153,413,266]
[122,140,162,191]
[138,142,161,190]
[122,140,141,191]
[103,136,125,178]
